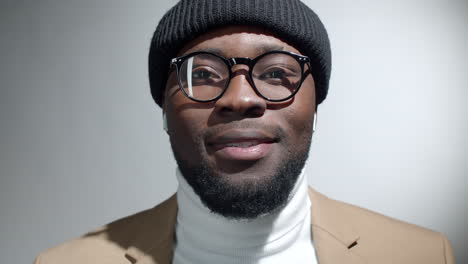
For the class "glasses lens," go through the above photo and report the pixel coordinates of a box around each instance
[252,53,303,100]
[178,53,229,101]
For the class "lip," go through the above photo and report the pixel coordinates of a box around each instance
[206,129,278,161]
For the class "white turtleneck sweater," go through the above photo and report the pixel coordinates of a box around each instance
[172,167,317,264]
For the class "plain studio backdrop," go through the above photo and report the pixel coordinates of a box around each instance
[1,0,467,263]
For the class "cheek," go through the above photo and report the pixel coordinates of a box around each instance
[165,77,200,137]
[282,78,315,145]
[167,107,204,144]
[284,106,314,145]
[166,99,211,164]
[164,73,214,163]
[290,78,316,124]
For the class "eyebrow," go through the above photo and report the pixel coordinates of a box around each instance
[188,44,285,58]
[256,44,285,54]
[187,47,224,57]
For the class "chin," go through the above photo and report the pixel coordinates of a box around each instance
[176,151,308,219]
[217,168,277,188]
[211,156,278,179]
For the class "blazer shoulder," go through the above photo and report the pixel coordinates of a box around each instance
[310,189,455,263]
[332,194,443,237]
[35,194,177,264]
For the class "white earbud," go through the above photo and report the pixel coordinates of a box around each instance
[163,113,168,132]
[312,111,317,133]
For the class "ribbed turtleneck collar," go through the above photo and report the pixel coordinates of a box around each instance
[173,167,317,264]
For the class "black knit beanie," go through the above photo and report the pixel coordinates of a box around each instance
[149,0,331,107]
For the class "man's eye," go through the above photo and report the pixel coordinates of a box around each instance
[192,70,213,79]
[260,70,286,80]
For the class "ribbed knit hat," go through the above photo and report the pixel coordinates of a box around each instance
[149,0,331,107]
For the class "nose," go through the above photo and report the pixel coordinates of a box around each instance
[214,68,267,118]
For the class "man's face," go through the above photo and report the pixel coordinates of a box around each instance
[163,26,316,219]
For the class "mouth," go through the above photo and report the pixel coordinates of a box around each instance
[206,130,278,161]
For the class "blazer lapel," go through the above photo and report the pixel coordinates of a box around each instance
[309,188,366,264]
[125,195,178,264]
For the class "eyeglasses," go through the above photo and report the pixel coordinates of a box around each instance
[170,50,310,102]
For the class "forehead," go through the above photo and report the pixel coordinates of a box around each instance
[177,25,302,58]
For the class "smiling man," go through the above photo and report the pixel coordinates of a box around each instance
[35,0,455,263]
[164,25,316,223]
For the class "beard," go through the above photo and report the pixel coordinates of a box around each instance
[171,126,312,220]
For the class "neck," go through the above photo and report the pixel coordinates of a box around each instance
[173,167,316,263]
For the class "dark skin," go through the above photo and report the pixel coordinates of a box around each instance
[163,25,316,197]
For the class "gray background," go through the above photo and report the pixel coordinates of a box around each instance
[1,0,467,263]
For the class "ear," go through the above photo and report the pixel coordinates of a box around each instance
[161,87,169,133]
[312,109,318,133]
[162,112,168,133]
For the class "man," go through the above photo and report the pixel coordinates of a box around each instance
[35,0,455,263]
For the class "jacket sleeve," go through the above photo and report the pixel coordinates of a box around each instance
[442,234,455,264]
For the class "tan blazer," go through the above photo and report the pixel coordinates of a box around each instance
[35,188,455,264]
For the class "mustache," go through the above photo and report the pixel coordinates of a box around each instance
[202,120,286,141]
